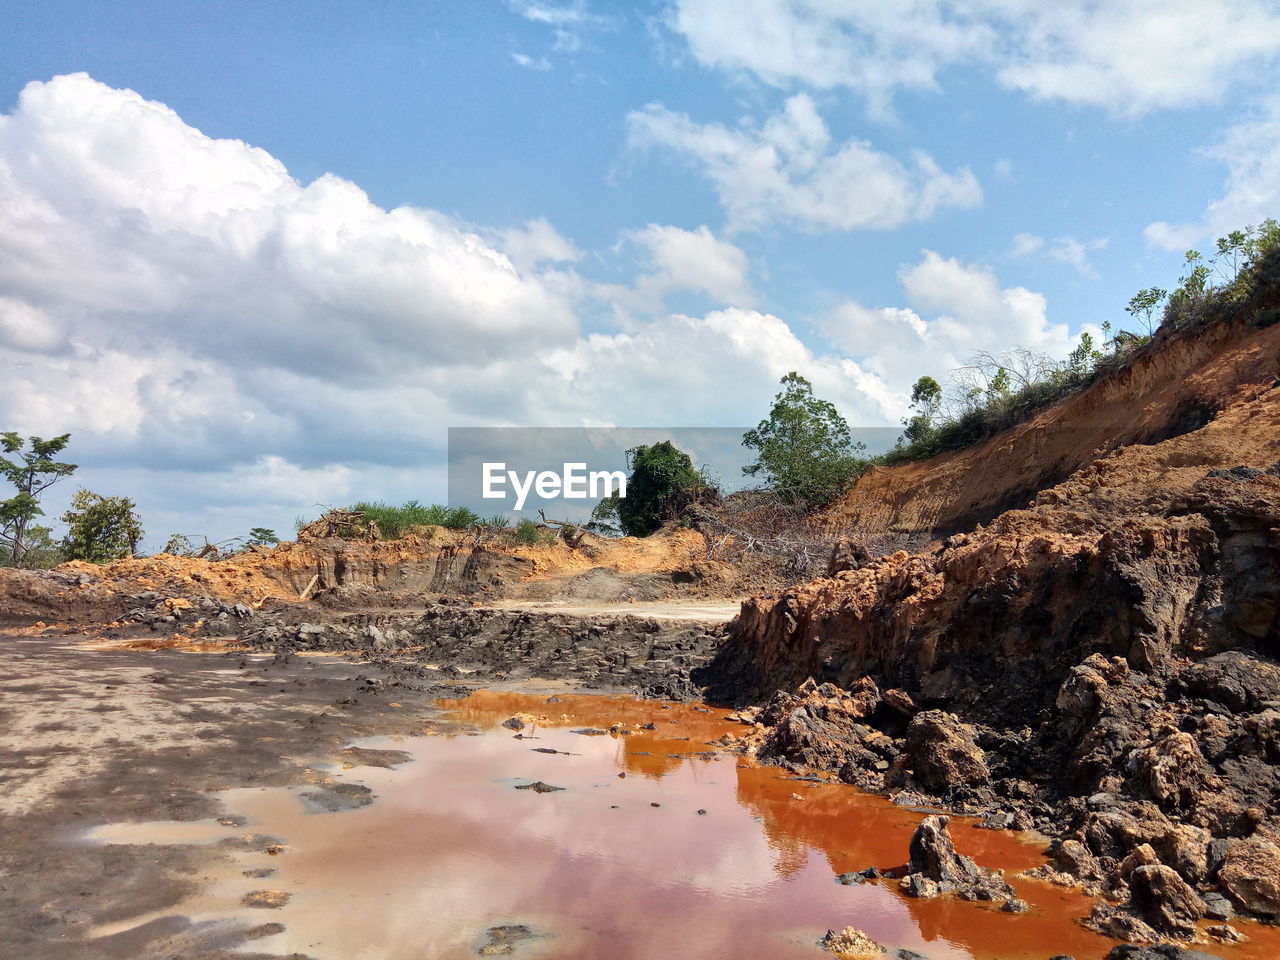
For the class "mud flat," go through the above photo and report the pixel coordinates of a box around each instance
[7,630,1280,960]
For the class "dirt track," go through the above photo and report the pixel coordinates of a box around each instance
[483,598,742,622]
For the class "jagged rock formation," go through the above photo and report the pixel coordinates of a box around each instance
[697,302,1280,940]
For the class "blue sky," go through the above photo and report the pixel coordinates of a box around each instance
[2,1,1278,547]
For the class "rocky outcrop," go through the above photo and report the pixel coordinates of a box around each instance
[694,347,1280,941]
[1217,836,1280,917]
[900,711,989,795]
[898,815,1016,904]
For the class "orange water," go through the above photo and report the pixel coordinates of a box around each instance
[83,690,1280,960]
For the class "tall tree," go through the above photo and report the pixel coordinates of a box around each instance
[0,433,76,567]
[742,372,866,506]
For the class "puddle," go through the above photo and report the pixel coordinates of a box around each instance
[82,690,1280,960]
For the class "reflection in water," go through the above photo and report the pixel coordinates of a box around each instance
[83,690,1280,960]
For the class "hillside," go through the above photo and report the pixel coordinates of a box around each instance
[698,283,1280,946]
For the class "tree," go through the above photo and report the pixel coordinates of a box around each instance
[0,433,77,567]
[1066,332,1102,377]
[902,375,943,445]
[247,527,279,547]
[590,441,706,538]
[61,489,144,563]
[742,372,866,506]
[1126,287,1168,336]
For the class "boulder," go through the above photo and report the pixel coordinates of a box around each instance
[908,815,980,885]
[1217,836,1280,917]
[1135,731,1220,818]
[1127,864,1206,939]
[904,711,989,793]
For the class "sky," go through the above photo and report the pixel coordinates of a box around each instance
[2,0,1280,548]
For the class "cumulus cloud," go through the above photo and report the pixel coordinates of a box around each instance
[1145,99,1280,250]
[0,74,900,544]
[823,250,1079,401]
[495,217,582,272]
[627,94,981,233]
[610,224,756,309]
[668,0,1280,116]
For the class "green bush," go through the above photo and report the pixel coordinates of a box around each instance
[61,488,144,562]
[591,440,709,537]
[513,517,555,546]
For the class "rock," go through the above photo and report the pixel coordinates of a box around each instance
[904,711,990,793]
[1201,891,1233,921]
[818,926,883,958]
[1000,897,1030,913]
[977,811,1015,831]
[1105,945,1227,960]
[1127,864,1205,939]
[908,815,980,885]
[1134,731,1219,818]
[1217,836,1280,916]
[1086,901,1161,943]
[242,889,290,909]
[501,715,527,731]
[828,540,872,576]
[513,781,564,793]
[1052,838,1103,882]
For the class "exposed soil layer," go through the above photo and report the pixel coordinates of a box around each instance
[820,304,1280,539]
[0,524,761,627]
[698,364,1280,943]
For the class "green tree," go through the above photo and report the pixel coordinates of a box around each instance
[61,489,144,563]
[1066,332,1102,376]
[902,375,943,445]
[1125,287,1168,336]
[0,433,77,567]
[591,441,706,538]
[247,527,279,546]
[742,372,866,506]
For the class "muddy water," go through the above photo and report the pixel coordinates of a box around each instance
[85,691,1280,960]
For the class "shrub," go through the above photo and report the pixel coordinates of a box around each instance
[61,489,144,562]
[513,518,555,546]
[341,500,480,539]
[591,441,709,537]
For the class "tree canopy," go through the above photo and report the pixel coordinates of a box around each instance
[590,441,707,538]
[0,433,77,567]
[742,372,866,506]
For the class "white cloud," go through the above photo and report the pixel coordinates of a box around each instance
[667,0,1280,116]
[1010,232,1108,276]
[507,0,614,53]
[496,217,582,271]
[1010,232,1045,258]
[511,52,552,71]
[1145,99,1280,249]
[627,94,981,233]
[619,224,756,308]
[0,74,906,544]
[823,250,1079,406]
